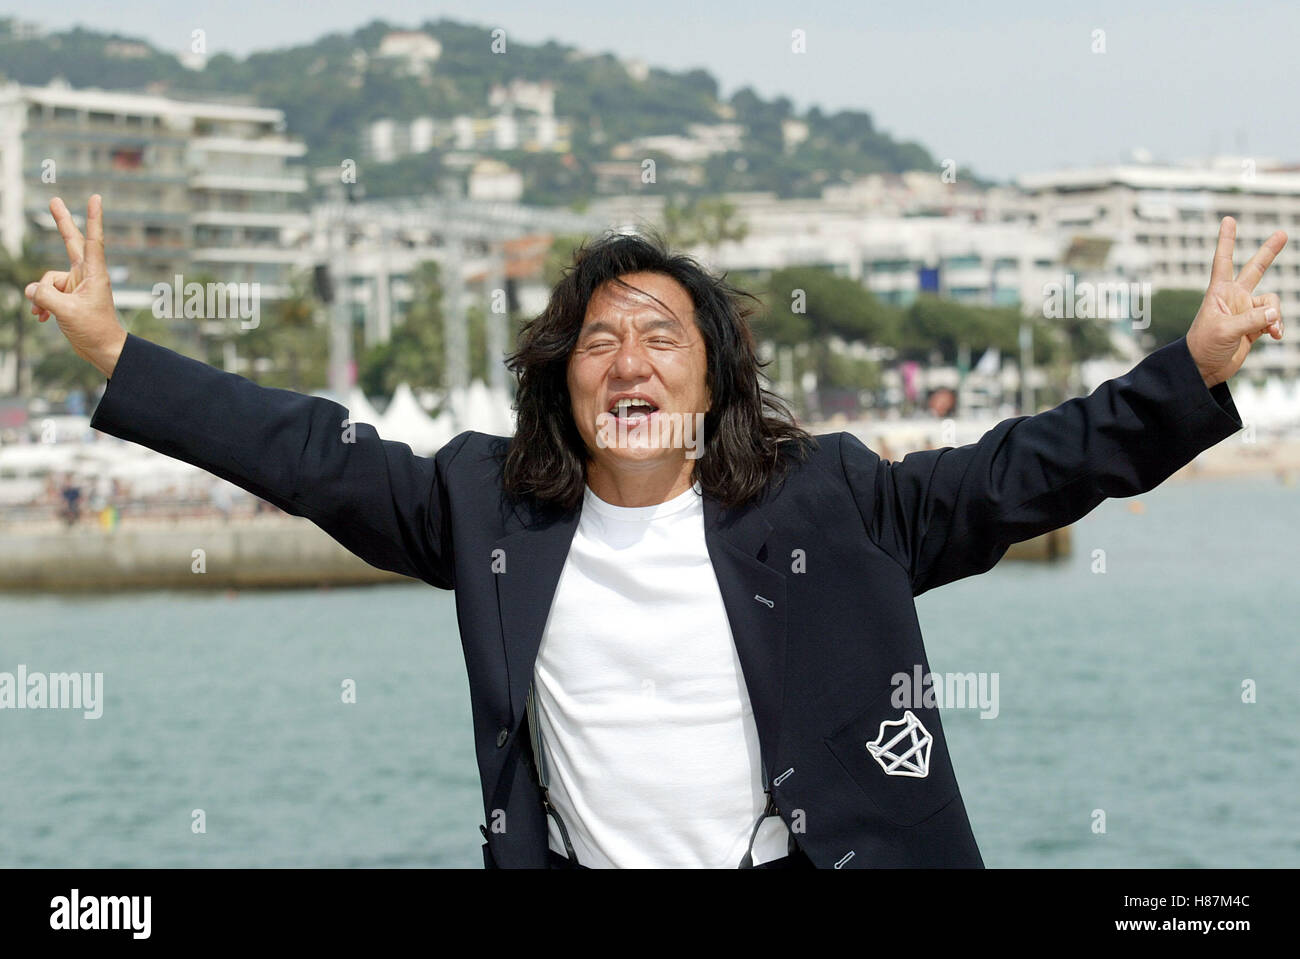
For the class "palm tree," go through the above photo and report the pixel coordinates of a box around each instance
[661,194,749,252]
[358,259,446,397]
[0,237,54,397]
[240,268,327,390]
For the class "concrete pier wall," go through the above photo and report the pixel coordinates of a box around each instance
[0,513,1070,592]
[0,516,410,591]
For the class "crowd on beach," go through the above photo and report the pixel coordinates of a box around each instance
[4,472,282,530]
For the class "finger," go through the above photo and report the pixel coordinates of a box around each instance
[27,278,73,316]
[1236,230,1288,293]
[1247,319,1283,343]
[49,196,85,265]
[29,272,59,320]
[1210,216,1237,286]
[38,270,70,290]
[1252,292,1283,337]
[1230,303,1281,340]
[84,194,106,272]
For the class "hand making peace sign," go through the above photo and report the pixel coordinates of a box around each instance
[1186,217,1288,389]
[23,194,126,379]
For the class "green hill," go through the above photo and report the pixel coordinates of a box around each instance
[0,15,962,204]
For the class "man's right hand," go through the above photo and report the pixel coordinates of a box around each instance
[24,194,127,379]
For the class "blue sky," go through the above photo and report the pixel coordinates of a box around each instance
[2,0,1296,182]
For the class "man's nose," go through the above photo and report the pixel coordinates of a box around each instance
[611,339,653,377]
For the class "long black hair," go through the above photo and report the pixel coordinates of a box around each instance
[503,228,815,512]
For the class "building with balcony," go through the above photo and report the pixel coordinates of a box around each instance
[0,79,310,316]
[989,158,1300,374]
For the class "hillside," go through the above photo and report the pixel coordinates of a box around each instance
[0,16,956,204]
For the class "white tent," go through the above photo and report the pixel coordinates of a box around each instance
[344,387,384,428]
[0,443,77,472]
[1232,377,1300,430]
[428,408,458,446]
[378,383,454,454]
[447,379,516,437]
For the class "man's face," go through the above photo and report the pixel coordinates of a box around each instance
[567,271,711,476]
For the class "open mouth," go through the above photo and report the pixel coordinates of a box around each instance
[607,398,659,423]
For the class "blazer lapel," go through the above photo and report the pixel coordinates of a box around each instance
[701,493,788,773]
[491,497,581,729]
[491,486,789,768]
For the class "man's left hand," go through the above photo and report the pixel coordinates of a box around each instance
[1187,216,1288,388]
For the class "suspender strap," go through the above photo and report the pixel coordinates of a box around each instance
[738,792,778,868]
[739,756,797,867]
[526,682,579,866]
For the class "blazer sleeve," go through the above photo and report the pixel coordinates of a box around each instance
[88,332,471,590]
[839,334,1244,597]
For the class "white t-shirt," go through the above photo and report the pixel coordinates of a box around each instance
[531,479,792,867]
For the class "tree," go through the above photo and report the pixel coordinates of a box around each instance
[752,266,900,396]
[358,259,444,396]
[757,267,899,343]
[239,268,328,391]
[660,195,749,251]
[544,234,590,289]
[1148,289,1205,349]
[0,237,53,396]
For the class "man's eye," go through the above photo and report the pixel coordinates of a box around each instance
[649,338,674,346]
[586,341,616,351]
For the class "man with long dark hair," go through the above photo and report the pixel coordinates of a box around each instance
[24,194,1283,868]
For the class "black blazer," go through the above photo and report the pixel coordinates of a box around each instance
[88,332,1242,867]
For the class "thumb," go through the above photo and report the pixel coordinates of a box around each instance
[1229,304,1280,340]
[27,278,74,316]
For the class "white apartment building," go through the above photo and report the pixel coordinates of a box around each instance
[589,160,1300,376]
[991,158,1300,373]
[306,194,607,359]
[620,123,747,164]
[585,190,1059,314]
[489,80,556,117]
[364,112,573,163]
[0,80,310,314]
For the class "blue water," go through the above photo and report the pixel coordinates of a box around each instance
[1,474,1297,867]
[919,473,1300,867]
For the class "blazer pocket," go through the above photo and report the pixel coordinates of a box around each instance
[823,684,959,827]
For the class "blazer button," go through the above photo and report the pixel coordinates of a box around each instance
[496,728,509,748]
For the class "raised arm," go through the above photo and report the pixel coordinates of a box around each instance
[95,333,469,588]
[24,195,466,589]
[839,216,1284,598]
[840,335,1242,596]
